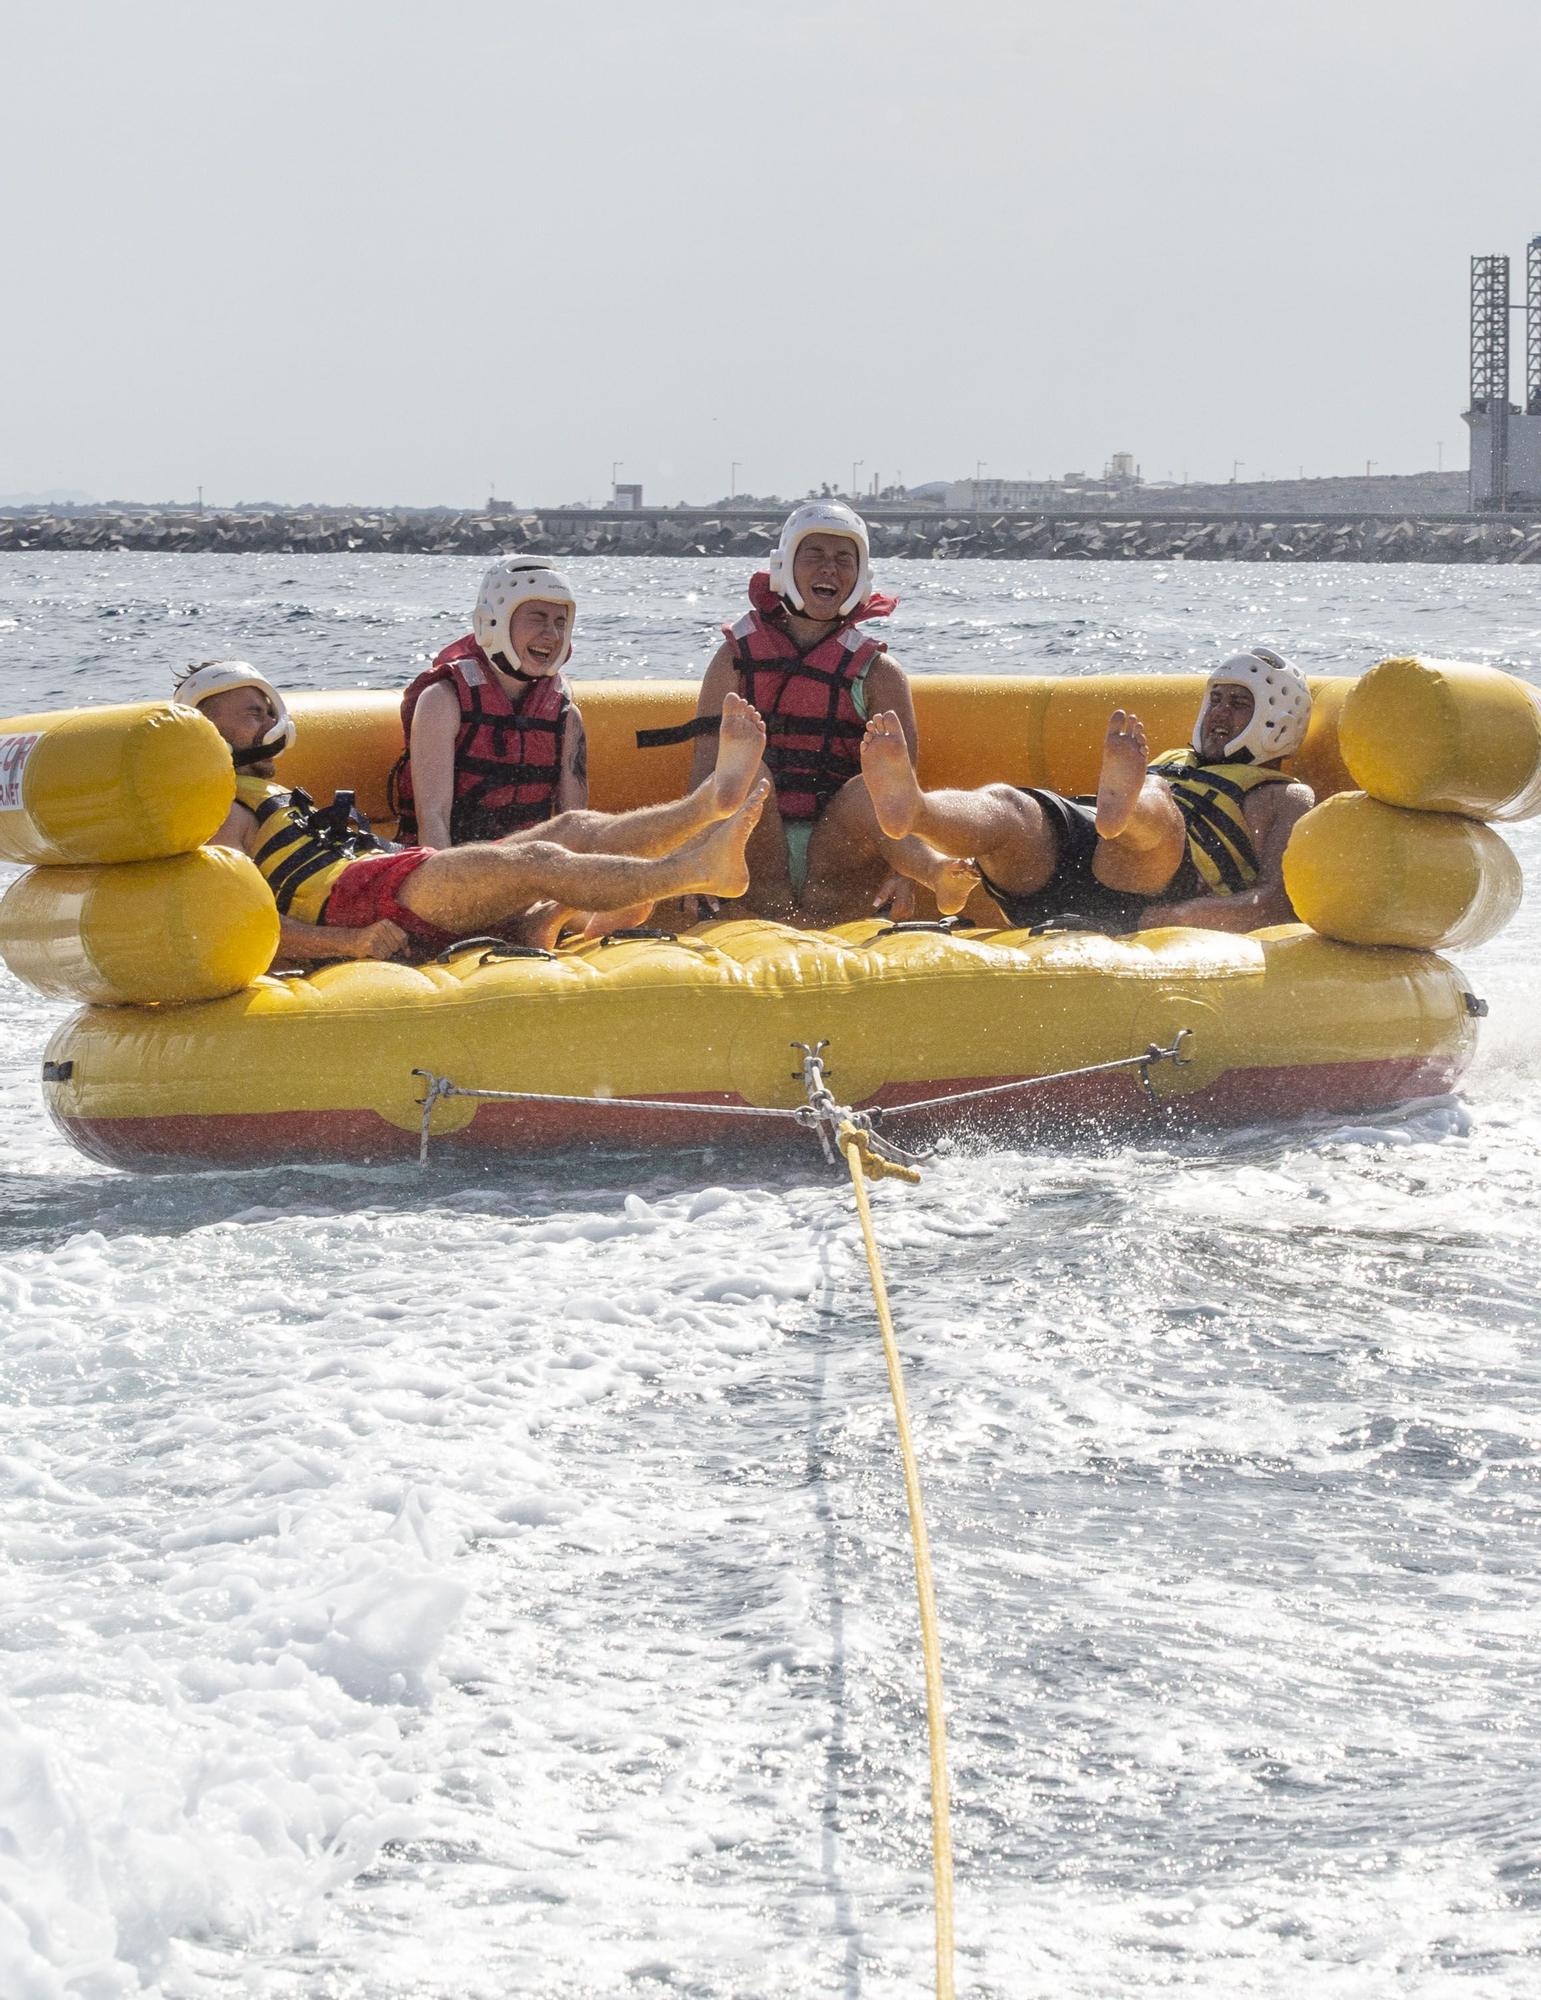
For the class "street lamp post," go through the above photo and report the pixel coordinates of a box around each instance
[730,461,740,504]
[611,460,623,504]
[1231,460,1244,484]
[851,459,863,501]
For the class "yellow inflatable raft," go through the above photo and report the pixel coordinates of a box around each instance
[2,659,1537,1170]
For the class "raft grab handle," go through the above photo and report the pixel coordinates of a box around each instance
[432,936,557,964]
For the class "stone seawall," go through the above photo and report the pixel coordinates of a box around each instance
[4,508,1541,563]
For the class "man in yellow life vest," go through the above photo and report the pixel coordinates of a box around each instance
[857,648,1317,934]
[175,663,769,964]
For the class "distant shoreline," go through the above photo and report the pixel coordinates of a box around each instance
[4,505,1541,563]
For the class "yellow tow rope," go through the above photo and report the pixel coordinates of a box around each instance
[837,1119,955,2000]
[411,1030,1199,1995]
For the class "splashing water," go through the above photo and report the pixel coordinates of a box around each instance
[2,555,1540,1997]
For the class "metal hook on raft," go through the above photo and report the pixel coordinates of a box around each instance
[1137,1028,1193,1104]
[412,1069,455,1167]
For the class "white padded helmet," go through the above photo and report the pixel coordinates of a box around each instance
[172,659,297,763]
[472,555,577,677]
[767,501,872,616]
[1194,647,1311,763]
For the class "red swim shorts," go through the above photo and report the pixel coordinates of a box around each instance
[321,849,457,953]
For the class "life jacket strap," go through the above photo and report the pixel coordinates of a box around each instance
[636,715,722,749]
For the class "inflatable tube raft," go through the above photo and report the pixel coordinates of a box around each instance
[2,659,1536,1170]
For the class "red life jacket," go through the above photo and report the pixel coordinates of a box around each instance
[389,634,571,844]
[724,573,896,823]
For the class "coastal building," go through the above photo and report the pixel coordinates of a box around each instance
[1465,239,1541,509]
[943,477,1061,510]
[944,457,1142,511]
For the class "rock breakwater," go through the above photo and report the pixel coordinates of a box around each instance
[4,508,1541,563]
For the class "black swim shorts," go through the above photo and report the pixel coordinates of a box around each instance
[975,788,1154,934]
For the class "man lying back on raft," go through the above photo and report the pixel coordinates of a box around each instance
[176,662,768,964]
[858,648,1316,933]
[681,501,975,925]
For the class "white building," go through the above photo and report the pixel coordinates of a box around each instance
[1465,409,1541,509]
[943,477,1059,511]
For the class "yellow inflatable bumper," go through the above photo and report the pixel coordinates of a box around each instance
[3,656,1535,1169]
[39,920,1482,1170]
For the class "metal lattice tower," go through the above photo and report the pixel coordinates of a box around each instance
[1470,254,1510,413]
[1528,239,1541,415]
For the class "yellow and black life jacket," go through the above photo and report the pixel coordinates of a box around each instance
[1148,749,1292,895]
[234,777,382,923]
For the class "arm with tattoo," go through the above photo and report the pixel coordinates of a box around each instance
[558,706,589,810]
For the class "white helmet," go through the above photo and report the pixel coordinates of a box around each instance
[1194,647,1311,763]
[472,555,577,677]
[172,659,297,765]
[767,501,872,617]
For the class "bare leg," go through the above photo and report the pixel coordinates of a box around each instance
[860,712,1061,905]
[739,784,800,921]
[399,782,769,934]
[798,778,900,926]
[1089,711,1186,892]
[860,709,1053,865]
[506,693,768,859]
[797,773,980,926]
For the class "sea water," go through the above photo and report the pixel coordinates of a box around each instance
[1,555,1539,1998]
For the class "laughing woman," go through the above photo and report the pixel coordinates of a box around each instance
[390,556,587,848]
[683,502,974,925]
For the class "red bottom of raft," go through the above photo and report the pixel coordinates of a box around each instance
[53,1053,1466,1172]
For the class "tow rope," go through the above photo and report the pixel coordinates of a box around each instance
[794,1041,954,1996]
[411,1031,1191,1995]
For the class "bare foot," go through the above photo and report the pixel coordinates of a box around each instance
[860,710,924,839]
[873,871,918,920]
[889,837,980,917]
[1095,710,1150,840]
[512,900,570,950]
[680,778,770,899]
[574,899,656,940]
[711,691,768,817]
[930,854,980,916]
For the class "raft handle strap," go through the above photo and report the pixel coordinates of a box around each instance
[871,917,980,940]
[1027,914,1122,936]
[431,935,556,964]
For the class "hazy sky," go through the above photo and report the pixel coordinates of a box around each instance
[5,0,1541,506]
